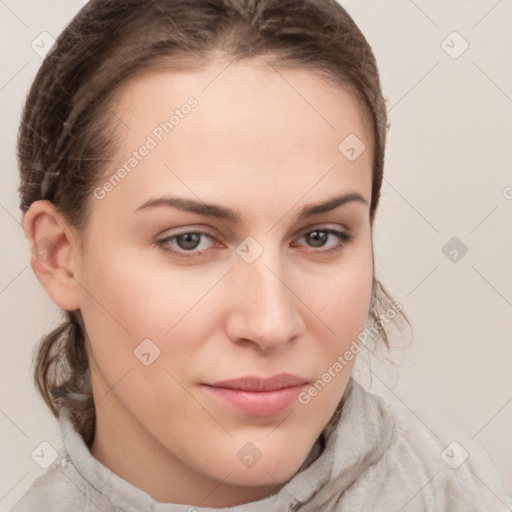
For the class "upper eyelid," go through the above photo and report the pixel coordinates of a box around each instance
[159,221,350,238]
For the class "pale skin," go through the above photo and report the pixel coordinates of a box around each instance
[23,58,375,507]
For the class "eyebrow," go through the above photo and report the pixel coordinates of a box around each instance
[134,192,368,223]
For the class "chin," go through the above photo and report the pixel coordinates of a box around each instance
[221,464,300,489]
[206,442,310,488]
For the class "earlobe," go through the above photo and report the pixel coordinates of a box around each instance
[22,200,81,311]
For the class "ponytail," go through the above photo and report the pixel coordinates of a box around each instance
[33,310,95,446]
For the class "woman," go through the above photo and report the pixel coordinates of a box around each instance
[9,0,511,510]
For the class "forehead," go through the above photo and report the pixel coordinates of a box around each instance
[94,60,373,218]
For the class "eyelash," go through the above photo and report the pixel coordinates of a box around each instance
[155,228,353,259]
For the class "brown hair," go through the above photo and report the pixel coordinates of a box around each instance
[18,0,410,445]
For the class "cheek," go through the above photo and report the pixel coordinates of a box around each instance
[309,249,374,348]
[78,246,222,374]
[331,266,372,332]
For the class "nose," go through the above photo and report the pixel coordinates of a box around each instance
[224,246,306,352]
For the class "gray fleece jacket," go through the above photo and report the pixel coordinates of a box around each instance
[6,378,512,511]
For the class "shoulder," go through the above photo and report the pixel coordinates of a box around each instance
[9,455,113,512]
[367,393,512,511]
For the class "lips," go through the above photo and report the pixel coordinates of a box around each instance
[206,373,308,391]
[201,373,309,416]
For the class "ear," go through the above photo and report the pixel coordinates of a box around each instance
[22,200,81,311]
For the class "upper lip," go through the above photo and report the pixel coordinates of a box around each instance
[205,373,308,391]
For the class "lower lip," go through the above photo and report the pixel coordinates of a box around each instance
[201,384,307,416]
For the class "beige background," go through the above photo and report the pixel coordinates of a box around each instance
[1,0,511,508]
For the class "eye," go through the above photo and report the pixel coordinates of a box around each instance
[156,231,215,258]
[292,228,352,254]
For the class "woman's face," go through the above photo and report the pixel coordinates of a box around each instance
[75,59,374,505]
